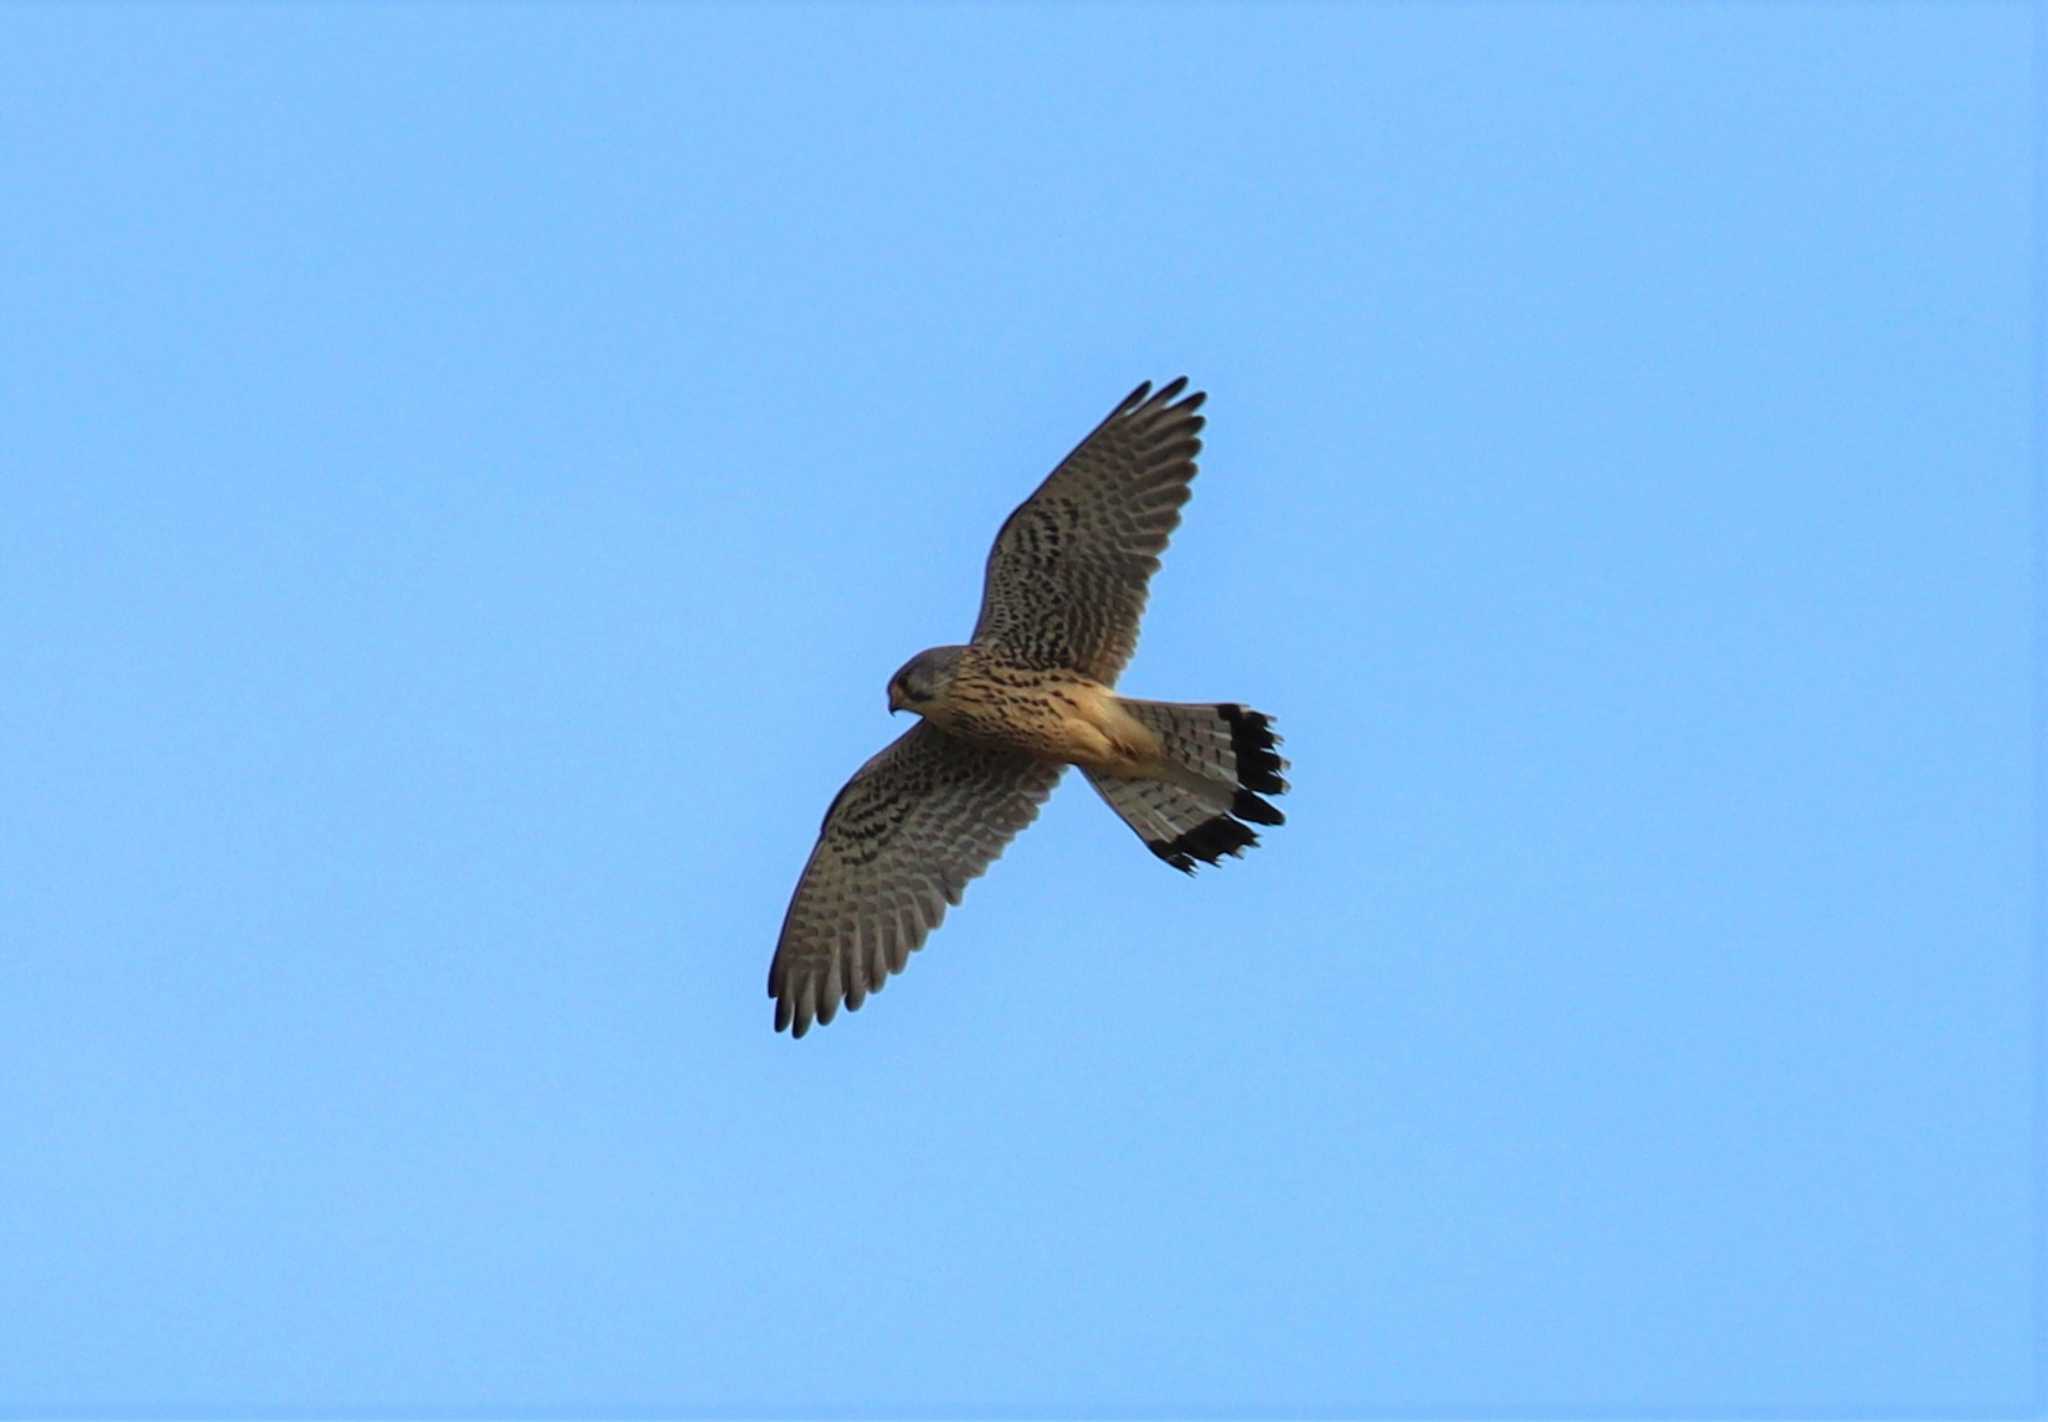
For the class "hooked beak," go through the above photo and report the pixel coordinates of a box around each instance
[887,688,904,715]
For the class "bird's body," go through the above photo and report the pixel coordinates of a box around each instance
[900,646,1156,774]
[770,378,1287,1036]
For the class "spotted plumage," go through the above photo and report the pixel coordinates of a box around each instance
[770,379,1288,1037]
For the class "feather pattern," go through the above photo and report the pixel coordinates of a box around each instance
[1085,701,1288,873]
[769,724,1065,1037]
[970,379,1207,685]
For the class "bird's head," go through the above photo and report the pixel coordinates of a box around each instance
[887,645,966,716]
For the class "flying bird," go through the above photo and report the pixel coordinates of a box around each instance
[769,378,1287,1036]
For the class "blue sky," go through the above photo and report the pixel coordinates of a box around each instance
[0,3,2036,1416]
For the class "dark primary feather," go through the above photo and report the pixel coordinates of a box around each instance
[969,378,1207,685]
[768,723,1065,1037]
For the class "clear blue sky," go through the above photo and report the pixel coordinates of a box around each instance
[0,4,2036,1416]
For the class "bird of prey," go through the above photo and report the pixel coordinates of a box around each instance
[769,378,1287,1037]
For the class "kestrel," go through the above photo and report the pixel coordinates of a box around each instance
[769,378,1287,1036]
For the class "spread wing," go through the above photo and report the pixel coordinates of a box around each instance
[970,378,1206,685]
[769,723,1066,1037]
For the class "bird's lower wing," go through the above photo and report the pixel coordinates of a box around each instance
[769,723,1065,1037]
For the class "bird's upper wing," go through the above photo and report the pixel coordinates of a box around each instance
[969,378,1206,685]
[769,722,1066,1037]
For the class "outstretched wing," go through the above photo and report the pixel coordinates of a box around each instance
[769,723,1066,1037]
[970,378,1206,685]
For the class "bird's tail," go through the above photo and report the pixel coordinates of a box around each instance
[1082,701,1288,873]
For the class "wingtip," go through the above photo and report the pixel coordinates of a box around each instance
[1145,376,1205,415]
